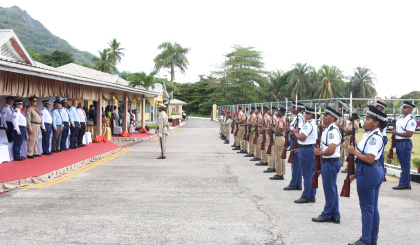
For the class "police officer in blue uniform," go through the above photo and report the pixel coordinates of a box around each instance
[1,96,15,142]
[292,106,317,203]
[284,102,305,191]
[375,100,388,182]
[60,99,70,151]
[11,99,27,161]
[41,100,53,155]
[347,105,387,245]
[392,101,417,190]
[312,106,342,223]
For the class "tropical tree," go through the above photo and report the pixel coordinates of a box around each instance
[108,38,125,65]
[348,67,377,106]
[91,49,116,73]
[123,71,165,90]
[265,70,290,101]
[286,63,315,99]
[314,65,345,99]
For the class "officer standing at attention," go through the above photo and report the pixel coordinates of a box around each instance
[60,100,70,151]
[392,101,417,190]
[284,103,305,191]
[77,103,87,147]
[270,107,286,180]
[12,99,27,161]
[250,106,263,162]
[223,113,232,144]
[41,100,53,155]
[292,106,317,203]
[69,100,81,149]
[156,103,169,159]
[256,106,269,166]
[347,105,387,245]
[238,107,248,154]
[26,97,42,158]
[51,100,64,153]
[1,96,15,142]
[264,107,277,173]
[312,106,342,223]
[374,100,388,181]
[245,106,256,157]
[233,107,242,151]
[231,110,239,149]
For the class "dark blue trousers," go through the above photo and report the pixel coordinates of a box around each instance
[288,138,302,188]
[378,136,388,178]
[321,159,341,219]
[70,122,80,148]
[60,122,69,149]
[6,121,14,142]
[356,161,382,244]
[396,140,413,186]
[298,146,316,199]
[42,124,52,154]
[12,126,26,159]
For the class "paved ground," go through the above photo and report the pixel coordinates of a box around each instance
[1,118,419,244]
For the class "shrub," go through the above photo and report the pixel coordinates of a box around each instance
[413,158,420,170]
[384,150,400,166]
[147,123,157,129]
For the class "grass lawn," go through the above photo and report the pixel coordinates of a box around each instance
[354,129,420,170]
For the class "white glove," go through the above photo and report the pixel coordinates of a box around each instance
[158,133,162,138]
[166,132,170,136]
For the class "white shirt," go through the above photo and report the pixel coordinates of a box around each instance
[356,128,383,160]
[321,123,342,158]
[298,119,317,145]
[395,114,416,139]
[1,104,14,127]
[12,109,27,132]
[41,107,53,129]
[60,107,70,123]
[289,113,304,131]
[112,110,119,120]
[381,116,388,136]
[77,108,87,123]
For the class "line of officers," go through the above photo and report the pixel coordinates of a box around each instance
[218,100,417,245]
[1,96,88,161]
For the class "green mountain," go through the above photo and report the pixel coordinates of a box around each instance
[0,5,94,64]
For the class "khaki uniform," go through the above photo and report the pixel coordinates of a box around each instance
[337,117,347,162]
[239,112,247,151]
[267,115,278,169]
[342,120,358,163]
[234,114,240,147]
[248,113,256,155]
[157,111,169,157]
[26,106,42,156]
[255,113,263,159]
[261,113,270,164]
[223,118,231,139]
[274,117,286,176]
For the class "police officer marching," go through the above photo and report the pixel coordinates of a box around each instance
[392,101,417,190]
[26,97,42,158]
[291,106,317,203]
[11,99,27,161]
[347,105,387,245]
[270,107,286,180]
[312,106,342,223]
[41,100,53,155]
[1,96,15,142]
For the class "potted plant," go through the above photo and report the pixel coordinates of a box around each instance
[148,123,157,134]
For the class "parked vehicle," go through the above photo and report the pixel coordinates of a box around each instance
[415,115,420,131]
[386,114,402,130]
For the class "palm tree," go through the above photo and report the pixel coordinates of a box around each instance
[266,70,284,101]
[126,71,164,90]
[286,63,315,99]
[314,65,345,99]
[153,42,190,87]
[348,67,377,106]
[91,49,116,73]
[108,38,125,65]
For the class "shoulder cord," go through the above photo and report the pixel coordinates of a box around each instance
[322,126,342,146]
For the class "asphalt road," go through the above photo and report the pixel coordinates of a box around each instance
[1,118,419,245]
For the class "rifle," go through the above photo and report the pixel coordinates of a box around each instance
[288,96,299,163]
[341,94,355,197]
[243,111,248,141]
[246,106,252,141]
[234,110,239,136]
[267,114,274,154]
[388,113,396,159]
[231,114,235,134]
[261,112,266,150]
[311,106,322,188]
[253,113,259,144]
[281,117,289,159]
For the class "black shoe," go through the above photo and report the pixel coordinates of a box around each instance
[157,156,166,159]
[233,147,240,150]
[294,197,311,203]
[284,185,302,191]
[34,154,42,157]
[263,168,275,173]
[44,152,52,155]
[58,150,62,152]
[341,169,348,173]
[27,155,34,159]
[331,217,341,224]
[348,239,371,245]
[237,150,246,154]
[270,175,284,180]
[393,185,411,190]
[244,154,253,157]
[14,157,25,161]
[231,144,236,147]
[224,141,230,144]
[51,151,58,153]
[310,197,316,203]
[312,215,333,223]
[383,177,387,182]
[250,158,260,161]
[255,162,268,166]
[69,146,76,149]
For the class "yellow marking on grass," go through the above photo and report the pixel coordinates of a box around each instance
[19,148,131,190]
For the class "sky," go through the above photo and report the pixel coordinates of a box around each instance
[2,0,420,98]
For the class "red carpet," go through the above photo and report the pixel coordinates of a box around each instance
[0,142,120,183]
[113,132,156,138]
